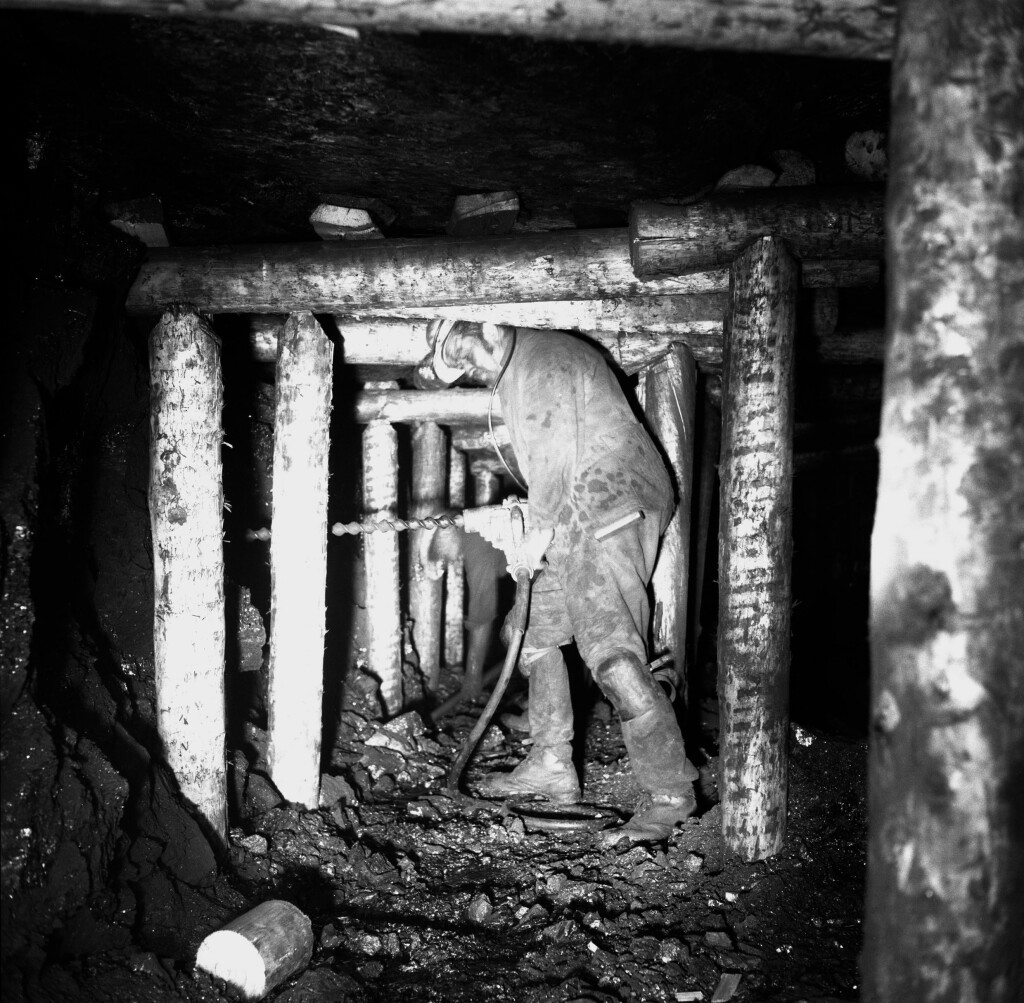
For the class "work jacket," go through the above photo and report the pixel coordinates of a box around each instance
[497,330,674,535]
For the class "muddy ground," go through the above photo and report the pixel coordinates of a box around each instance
[15,668,867,1003]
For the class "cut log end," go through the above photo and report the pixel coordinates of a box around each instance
[195,929,267,1000]
[194,899,314,1000]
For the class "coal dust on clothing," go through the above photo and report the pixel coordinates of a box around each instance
[496,330,674,664]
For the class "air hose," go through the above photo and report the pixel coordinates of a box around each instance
[445,566,532,799]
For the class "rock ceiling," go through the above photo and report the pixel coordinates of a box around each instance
[9,9,891,247]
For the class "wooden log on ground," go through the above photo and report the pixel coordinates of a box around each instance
[863,0,1024,999]
[630,185,884,279]
[644,345,698,706]
[12,0,896,60]
[445,446,467,671]
[409,422,447,690]
[195,899,313,1001]
[718,236,797,862]
[266,313,333,808]
[148,310,227,841]
[362,418,403,715]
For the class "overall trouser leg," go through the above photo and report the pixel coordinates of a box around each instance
[475,646,580,804]
[593,651,698,795]
[555,514,700,842]
[594,650,699,843]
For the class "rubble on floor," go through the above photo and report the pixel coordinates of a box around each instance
[6,671,867,1003]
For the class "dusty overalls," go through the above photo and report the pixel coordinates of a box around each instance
[476,330,698,810]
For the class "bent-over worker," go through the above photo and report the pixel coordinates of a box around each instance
[414,319,698,844]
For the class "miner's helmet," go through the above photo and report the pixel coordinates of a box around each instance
[412,318,466,389]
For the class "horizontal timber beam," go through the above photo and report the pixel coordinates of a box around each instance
[342,322,883,372]
[127,229,722,315]
[251,298,729,367]
[334,319,725,375]
[350,292,729,338]
[6,1,896,60]
[452,425,513,453]
[254,315,883,374]
[630,185,885,279]
[354,389,498,425]
[127,224,880,316]
[301,315,880,387]
[346,326,883,425]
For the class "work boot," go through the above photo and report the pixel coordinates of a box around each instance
[475,647,580,804]
[591,653,699,845]
[474,742,580,803]
[597,791,697,847]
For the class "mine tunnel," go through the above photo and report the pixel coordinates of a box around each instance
[2,2,1022,1002]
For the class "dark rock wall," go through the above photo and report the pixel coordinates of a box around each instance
[2,155,220,993]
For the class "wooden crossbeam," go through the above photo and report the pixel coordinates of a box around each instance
[331,320,884,380]
[354,389,497,425]
[127,229,723,315]
[347,292,729,340]
[258,314,884,395]
[127,225,879,316]
[334,318,725,375]
[7,0,896,60]
[630,185,885,279]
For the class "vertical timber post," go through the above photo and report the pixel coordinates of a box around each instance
[718,236,797,861]
[266,313,333,808]
[863,0,1024,999]
[644,345,698,706]
[471,460,501,507]
[690,387,722,673]
[409,421,446,690]
[363,420,403,715]
[149,310,227,841]
[444,444,467,675]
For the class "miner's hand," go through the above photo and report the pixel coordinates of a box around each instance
[518,526,554,575]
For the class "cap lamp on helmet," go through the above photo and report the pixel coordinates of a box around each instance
[412,318,466,389]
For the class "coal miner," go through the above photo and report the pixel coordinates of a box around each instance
[414,319,698,844]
